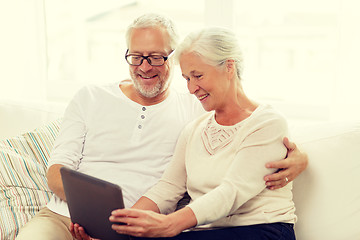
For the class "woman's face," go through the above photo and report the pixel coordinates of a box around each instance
[180,52,230,112]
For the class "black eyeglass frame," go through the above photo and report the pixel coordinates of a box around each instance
[125,49,174,66]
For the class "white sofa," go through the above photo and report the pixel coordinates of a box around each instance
[1,100,359,240]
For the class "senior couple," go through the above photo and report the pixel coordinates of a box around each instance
[16,13,307,240]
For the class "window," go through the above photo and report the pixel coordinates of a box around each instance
[2,0,359,121]
[232,0,341,120]
[44,0,206,101]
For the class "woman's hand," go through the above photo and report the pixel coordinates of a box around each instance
[110,208,176,238]
[110,207,197,238]
[264,137,308,190]
[70,222,99,240]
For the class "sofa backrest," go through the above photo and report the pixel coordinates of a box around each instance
[0,100,65,139]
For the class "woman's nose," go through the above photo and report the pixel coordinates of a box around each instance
[187,79,199,94]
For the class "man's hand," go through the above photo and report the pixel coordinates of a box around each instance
[70,222,99,240]
[264,137,308,190]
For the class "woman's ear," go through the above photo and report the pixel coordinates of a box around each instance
[225,59,236,79]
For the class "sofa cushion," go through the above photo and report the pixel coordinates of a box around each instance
[0,119,60,240]
[291,121,360,240]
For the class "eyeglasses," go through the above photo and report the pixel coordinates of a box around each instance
[125,49,173,66]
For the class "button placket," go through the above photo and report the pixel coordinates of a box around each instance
[138,106,147,130]
[131,106,147,142]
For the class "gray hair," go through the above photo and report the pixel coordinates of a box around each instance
[175,27,243,80]
[125,13,179,52]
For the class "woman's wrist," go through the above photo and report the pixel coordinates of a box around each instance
[167,206,198,235]
[131,196,160,212]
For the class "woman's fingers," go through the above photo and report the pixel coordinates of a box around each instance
[109,208,170,237]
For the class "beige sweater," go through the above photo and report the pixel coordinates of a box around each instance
[144,104,297,228]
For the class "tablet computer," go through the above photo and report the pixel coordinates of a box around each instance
[60,167,130,240]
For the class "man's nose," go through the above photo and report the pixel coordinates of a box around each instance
[139,58,153,72]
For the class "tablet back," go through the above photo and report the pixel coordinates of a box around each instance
[60,167,130,240]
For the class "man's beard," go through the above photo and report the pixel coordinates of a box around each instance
[131,69,172,98]
[133,77,165,98]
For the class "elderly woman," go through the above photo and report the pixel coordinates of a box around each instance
[75,27,297,240]
[106,27,297,240]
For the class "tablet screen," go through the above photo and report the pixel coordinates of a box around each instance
[60,167,130,240]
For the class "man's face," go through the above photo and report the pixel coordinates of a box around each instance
[128,27,173,98]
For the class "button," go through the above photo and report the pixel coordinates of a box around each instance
[141,115,145,119]
[138,125,142,129]
[142,107,146,111]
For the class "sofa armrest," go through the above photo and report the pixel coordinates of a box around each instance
[291,121,360,240]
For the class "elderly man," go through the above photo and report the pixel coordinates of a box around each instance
[16,13,307,240]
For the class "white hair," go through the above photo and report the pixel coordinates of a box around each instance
[125,13,179,51]
[175,27,243,80]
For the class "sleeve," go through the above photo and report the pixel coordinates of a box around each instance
[47,87,88,170]
[143,124,190,214]
[188,115,288,226]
